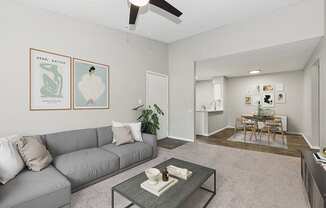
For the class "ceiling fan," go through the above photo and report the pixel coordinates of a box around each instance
[128,0,183,25]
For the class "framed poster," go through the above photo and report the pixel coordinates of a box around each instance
[262,84,274,92]
[29,48,71,110]
[245,96,252,104]
[262,92,274,107]
[73,58,110,109]
[276,91,286,104]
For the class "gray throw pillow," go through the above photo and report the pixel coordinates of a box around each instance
[17,136,53,172]
[112,126,134,146]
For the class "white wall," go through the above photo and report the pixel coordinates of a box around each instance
[195,81,214,110]
[303,62,320,148]
[301,0,326,149]
[0,2,168,137]
[169,0,324,140]
[196,79,227,134]
[303,38,326,148]
[226,71,304,133]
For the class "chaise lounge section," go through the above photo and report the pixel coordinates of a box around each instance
[0,126,157,208]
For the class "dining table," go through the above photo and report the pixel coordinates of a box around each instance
[241,114,288,132]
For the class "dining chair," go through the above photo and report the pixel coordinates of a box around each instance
[257,121,267,141]
[242,118,257,141]
[234,118,243,134]
[267,117,285,144]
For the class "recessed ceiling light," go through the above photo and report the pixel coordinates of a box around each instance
[249,70,261,74]
[129,0,150,7]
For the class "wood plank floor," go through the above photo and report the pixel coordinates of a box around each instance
[196,128,310,157]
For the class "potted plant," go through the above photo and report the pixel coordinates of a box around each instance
[137,104,164,135]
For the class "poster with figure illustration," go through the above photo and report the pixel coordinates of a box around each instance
[73,59,109,109]
[29,48,71,110]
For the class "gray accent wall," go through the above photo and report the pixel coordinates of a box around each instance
[0,2,168,137]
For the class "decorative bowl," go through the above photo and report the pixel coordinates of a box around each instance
[145,168,161,185]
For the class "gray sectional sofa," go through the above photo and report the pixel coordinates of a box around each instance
[0,126,157,208]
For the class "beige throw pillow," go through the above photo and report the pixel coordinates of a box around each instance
[112,126,134,146]
[112,121,143,142]
[17,136,53,172]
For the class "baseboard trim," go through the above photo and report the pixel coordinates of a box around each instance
[202,125,232,136]
[168,136,194,142]
[301,133,320,150]
[287,131,302,135]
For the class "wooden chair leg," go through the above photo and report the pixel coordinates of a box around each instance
[254,127,258,141]
[267,128,271,144]
[249,127,253,141]
[244,126,247,141]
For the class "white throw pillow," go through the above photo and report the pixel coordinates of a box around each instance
[0,135,25,184]
[112,121,143,142]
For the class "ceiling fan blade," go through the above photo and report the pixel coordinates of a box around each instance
[129,4,139,25]
[150,0,183,17]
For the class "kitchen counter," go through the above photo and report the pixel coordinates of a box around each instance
[196,110,225,136]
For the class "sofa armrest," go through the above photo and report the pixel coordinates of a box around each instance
[142,133,158,158]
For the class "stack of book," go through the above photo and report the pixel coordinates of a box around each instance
[141,177,178,197]
[141,165,193,196]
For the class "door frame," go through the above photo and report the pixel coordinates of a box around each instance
[146,71,169,139]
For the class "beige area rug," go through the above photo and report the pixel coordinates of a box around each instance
[228,131,288,149]
[72,142,309,208]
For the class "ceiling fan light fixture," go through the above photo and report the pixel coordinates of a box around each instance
[129,0,150,7]
[249,70,262,74]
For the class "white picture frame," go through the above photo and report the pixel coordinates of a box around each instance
[262,92,274,107]
[262,84,274,92]
[276,91,286,104]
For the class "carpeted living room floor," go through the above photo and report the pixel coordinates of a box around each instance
[72,142,309,208]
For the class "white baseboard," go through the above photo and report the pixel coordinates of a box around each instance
[168,136,194,142]
[301,133,320,150]
[206,125,233,136]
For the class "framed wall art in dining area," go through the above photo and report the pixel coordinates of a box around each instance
[276,91,286,104]
[73,58,110,110]
[29,48,72,111]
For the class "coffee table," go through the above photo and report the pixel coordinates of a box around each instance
[111,158,216,208]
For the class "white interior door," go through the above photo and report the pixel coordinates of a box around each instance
[146,71,168,139]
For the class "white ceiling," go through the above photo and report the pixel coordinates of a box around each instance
[14,0,304,43]
[196,37,321,80]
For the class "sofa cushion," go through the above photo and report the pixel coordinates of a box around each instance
[53,148,119,189]
[96,126,113,146]
[17,136,53,172]
[44,128,97,157]
[112,126,134,146]
[0,165,71,208]
[101,142,152,169]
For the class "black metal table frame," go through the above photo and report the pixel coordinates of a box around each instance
[111,170,216,208]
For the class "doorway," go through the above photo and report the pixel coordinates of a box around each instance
[146,71,169,139]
